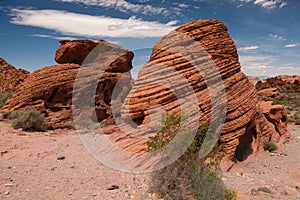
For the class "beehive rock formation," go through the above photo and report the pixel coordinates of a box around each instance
[108,20,289,168]
[1,40,134,129]
[256,75,300,92]
[0,58,29,92]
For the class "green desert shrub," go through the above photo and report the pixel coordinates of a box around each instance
[81,119,104,130]
[0,91,14,108]
[66,123,76,130]
[147,113,236,200]
[273,92,300,112]
[263,141,278,152]
[2,111,20,120]
[12,109,46,132]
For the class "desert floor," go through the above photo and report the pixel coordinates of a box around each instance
[0,120,299,200]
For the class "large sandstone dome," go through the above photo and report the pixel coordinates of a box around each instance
[109,20,289,166]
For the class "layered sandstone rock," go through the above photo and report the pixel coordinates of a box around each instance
[257,88,281,99]
[259,101,288,141]
[1,63,80,129]
[0,58,29,92]
[106,20,289,168]
[248,76,260,86]
[55,40,103,65]
[2,40,134,129]
[256,75,300,92]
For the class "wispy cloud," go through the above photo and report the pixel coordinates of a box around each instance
[238,45,260,51]
[30,34,79,40]
[284,43,299,48]
[9,9,177,38]
[178,3,189,8]
[269,33,286,41]
[240,54,300,77]
[237,0,287,9]
[240,54,278,68]
[56,0,168,15]
[254,0,287,9]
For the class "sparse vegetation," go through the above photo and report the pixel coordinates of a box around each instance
[12,109,46,132]
[263,141,278,152]
[81,119,104,130]
[273,92,300,124]
[261,92,300,124]
[0,90,14,108]
[66,123,76,130]
[147,113,237,200]
[2,111,20,120]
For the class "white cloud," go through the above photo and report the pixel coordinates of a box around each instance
[284,43,299,48]
[30,34,79,40]
[238,45,260,51]
[10,9,177,38]
[239,55,278,71]
[178,3,189,8]
[269,33,286,41]
[56,0,168,15]
[239,54,300,77]
[237,0,287,9]
[279,1,287,8]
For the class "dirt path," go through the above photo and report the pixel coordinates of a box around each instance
[0,119,299,199]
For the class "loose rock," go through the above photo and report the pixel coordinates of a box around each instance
[258,187,273,194]
[57,156,65,160]
[107,185,119,190]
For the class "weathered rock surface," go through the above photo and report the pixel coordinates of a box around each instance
[107,20,289,167]
[0,58,29,92]
[257,88,281,99]
[1,63,80,129]
[1,41,134,129]
[55,40,103,65]
[259,101,288,141]
[256,75,300,92]
[248,76,261,86]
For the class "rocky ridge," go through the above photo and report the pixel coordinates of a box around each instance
[256,75,300,92]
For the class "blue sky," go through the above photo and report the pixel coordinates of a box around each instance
[0,0,299,78]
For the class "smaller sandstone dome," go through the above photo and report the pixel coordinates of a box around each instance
[2,40,134,129]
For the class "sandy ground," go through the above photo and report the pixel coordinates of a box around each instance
[222,124,300,200]
[0,119,299,200]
